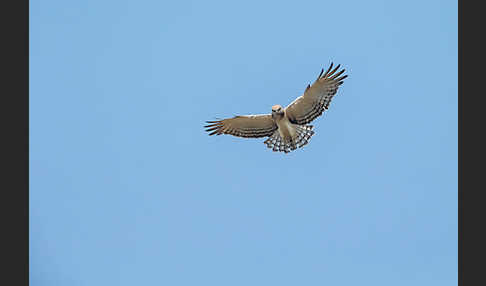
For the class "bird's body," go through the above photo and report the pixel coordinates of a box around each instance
[204,63,347,153]
[272,105,293,141]
[275,115,294,143]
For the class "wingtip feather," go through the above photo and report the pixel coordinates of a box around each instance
[322,63,334,78]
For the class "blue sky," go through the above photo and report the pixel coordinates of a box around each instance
[30,0,457,285]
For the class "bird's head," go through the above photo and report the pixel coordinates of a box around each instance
[272,104,284,115]
[271,105,284,119]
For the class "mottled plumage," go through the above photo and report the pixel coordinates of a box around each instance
[204,63,348,153]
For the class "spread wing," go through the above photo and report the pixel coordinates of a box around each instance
[204,114,277,138]
[285,63,347,125]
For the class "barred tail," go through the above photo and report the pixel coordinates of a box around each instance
[263,125,315,153]
[293,125,315,148]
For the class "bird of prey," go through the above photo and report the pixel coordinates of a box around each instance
[204,63,348,153]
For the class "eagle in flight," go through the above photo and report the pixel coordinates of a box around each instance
[204,63,348,153]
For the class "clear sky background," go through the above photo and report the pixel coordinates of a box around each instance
[30,0,457,285]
